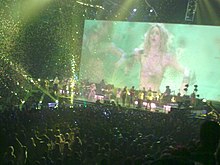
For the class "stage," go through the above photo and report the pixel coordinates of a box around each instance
[47,94,215,117]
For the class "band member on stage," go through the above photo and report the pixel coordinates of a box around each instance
[116,88,122,105]
[60,79,67,95]
[88,83,96,102]
[121,86,127,106]
[100,79,106,95]
[163,86,172,103]
[190,91,196,107]
[176,92,183,110]
[105,84,114,101]
[142,87,147,101]
[45,79,50,90]
[164,86,171,96]
[146,87,153,110]
[53,76,60,95]
[137,90,144,109]
[129,86,135,107]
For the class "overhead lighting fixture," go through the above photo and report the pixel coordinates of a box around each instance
[185,0,198,22]
[145,0,158,17]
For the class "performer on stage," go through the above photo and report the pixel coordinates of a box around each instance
[190,91,196,107]
[53,76,60,95]
[146,87,153,110]
[176,92,183,110]
[142,87,147,101]
[100,79,106,95]
[137,90,144,109]
[163,86,172,103]
[105,84,114,101]
[129,86,135,107]
[116,88,122,105]
[164,86,171,96]
[121,86,127,106]
[88,83,96,102]
[45,79,50,90]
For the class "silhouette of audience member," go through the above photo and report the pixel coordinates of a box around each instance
[3,146,16,165]
[121,86,127,106]
[150,156,195,165]
[216,145,220,165]
[190,120,220,165]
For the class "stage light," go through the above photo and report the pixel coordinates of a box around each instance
[143,101,147,106]
[151,103,156,109]
[202,98,207,103]
[134,101,138,105]
[194,88,198,92]
[193,84,198,92]
[163,105,171,113]
[145,0,158,17]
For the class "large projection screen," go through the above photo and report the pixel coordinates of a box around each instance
[79,20,220,101]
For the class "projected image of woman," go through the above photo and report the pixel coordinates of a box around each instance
[133,24,184,92]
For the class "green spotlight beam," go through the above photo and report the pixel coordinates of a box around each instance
[19,0,52,22]
[109,0,134,20]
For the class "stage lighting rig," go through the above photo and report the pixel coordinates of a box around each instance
[184,84,189,92]
[185,0,198,22]
[144,0,158,17]
[194,84,198,92]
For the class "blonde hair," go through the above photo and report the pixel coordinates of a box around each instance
[144,23,172,54]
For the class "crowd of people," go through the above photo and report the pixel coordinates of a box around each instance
[1,21,219,164]
[2,1,220,164]
[0,101,220,165]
